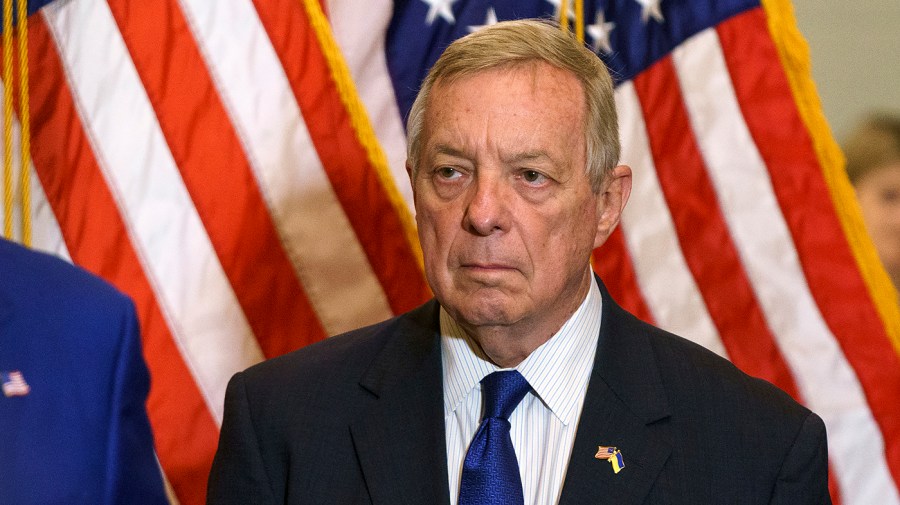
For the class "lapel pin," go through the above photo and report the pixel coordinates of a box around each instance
[2,370,31,397]
[595,445,625,474]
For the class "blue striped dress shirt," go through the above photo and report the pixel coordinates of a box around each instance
[441,274,602,505]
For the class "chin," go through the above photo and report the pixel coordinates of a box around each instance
[446,295,523,328]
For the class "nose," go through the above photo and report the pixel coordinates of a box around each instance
[464,174,509,236]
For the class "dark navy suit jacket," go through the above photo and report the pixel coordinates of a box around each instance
[208,277,830,504]
[0,239,167,504]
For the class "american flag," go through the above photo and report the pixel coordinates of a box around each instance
[1,370,30,397]
[594,445,616,459]
[2,0,898,503]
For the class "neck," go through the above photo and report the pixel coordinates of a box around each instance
[459,277,593,368]
[465,325,549,368]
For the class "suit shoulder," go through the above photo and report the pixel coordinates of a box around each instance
[239,301,438,388]
[0,239,131,309]
[597,295,828,501]
[636,316,811,423]
[599,281,807,423]
[0,241,140,376]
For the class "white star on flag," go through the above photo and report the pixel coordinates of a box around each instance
[468,7,499,33]
[587,10,616,54]
[634,0,664,23]
[422,0,457,25]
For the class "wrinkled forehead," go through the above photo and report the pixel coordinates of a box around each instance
[425,62,585,122]
[425,64,584,133]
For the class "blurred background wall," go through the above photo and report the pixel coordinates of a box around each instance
[792,0,900,142]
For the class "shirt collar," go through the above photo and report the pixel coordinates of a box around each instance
[440,274,602,425]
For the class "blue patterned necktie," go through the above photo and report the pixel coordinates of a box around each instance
[458,370,532,505]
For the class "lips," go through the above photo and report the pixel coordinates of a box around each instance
[451,246,523,273]
[461,263,516,270]
[456,262,522,281]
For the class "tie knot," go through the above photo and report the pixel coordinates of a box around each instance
[480,370,530,420]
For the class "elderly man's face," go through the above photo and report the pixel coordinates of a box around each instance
[411,62,625,336]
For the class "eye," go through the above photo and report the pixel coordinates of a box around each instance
[436,166,462,180]
[521,169,548,185]
[880,188,900,204]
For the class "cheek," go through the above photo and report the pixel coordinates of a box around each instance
[860,198,891,229]
[416,204,459,268]
[526,214,579,261]
[416,212,440,256]
[535,200,600,263]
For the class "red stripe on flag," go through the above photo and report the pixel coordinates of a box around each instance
[27,17,217,505]
[632,56,801,399]
[593,228,656,324]
[719,7,900,489]
[251,0,432,314]
[106,0,327,356]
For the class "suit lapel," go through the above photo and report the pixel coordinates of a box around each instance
[350,301,451,505]
[559,279,672,505]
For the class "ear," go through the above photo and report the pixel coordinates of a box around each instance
[593,165,632,249]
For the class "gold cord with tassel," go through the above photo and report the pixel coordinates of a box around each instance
[2,0,31,245]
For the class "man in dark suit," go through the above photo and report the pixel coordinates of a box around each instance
[208,19,829,504]
[0,238,168,504]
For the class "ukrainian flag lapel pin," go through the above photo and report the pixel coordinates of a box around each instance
[594,446,625,474]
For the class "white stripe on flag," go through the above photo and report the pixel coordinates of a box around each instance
[327,0,415,213]
[178,0,394,335]
[672,29,899,505]
[0,94,70,260]
[615,82,728,358]
[28,172,70,261]
[42,0,263,424]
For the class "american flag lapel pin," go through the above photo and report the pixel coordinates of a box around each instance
[2,370,31,397]
[595,445,625,474]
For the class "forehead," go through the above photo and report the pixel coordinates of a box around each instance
[860,161,900,185]
[429,61,582,109]
[422,62,586,151]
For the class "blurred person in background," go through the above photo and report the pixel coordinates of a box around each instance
[844,112,900,290]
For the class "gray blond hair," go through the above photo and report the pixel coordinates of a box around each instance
[406,18,620,192]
